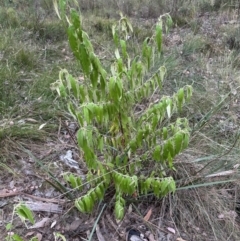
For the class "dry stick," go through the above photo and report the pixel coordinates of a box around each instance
[0,190,66,204]
[63,119,78,146]
[105,213,125,239]
[96,224,106,241]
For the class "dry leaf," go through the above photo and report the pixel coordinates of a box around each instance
[176,238,187,241]
[36,232,43,241]
[39,123,47,130]
[29,217,50,229]
[25,232,35,237]
[146,231,156,241]
[166,227,175,234]
[96,224,106,241]
[143,208,152,222]
[51,220,57,228]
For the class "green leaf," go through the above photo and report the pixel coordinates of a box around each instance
[160,179,169,195]
[166,14,173,33]
[168,178,176,193]
[54,232,67,241]
[112,24,119,46]
[114,195,125,220]
[162,127,168,140]
[153,145,161,161]
[6,223,12,231]
[174,132,183,154]
[75,198,86,212]
[69,75,79,98]
[71,10,81,30]
[155,23,162,53]
[15,204,34,224]
[11,234,24,241]
[68,26,79,55]
[83,195,94,213]
[159,66,166,82]
[53,0,61,19]
[120,39,128,59]
[115,48,120,59]
[95,184,105,200]
[79,43,91,76]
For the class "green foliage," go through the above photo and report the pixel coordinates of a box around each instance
[64,173,83,190]
[52,1,192,219]
[5,202,66,241]
[5,203,37,241]
[15,203,35,225]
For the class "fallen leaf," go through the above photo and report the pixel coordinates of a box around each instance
[166,227,175,234]
[29,217,50,229]
[25,118,38,123]
[146,231,156,241]
[39,123,47,130]
[176,238,187,241]
[143,208,152,222]
[96,224,106,241]
[218,214,225,219]
[25,231,35,237]
[51,220,57,228]
[65,219,82,231]
[36,233,43,241]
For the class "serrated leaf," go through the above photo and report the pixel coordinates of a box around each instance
[166,99,172,118]
[168,178,176,193]
[153,145,161,161]
[120,39,127,59]
[69,75,79,98]
[175,132,183,154]
[75,198,85,212]
[117,58,124,74]
[162,127,168,140]
[159,66,166,82]
[153,179,160,197]
[177,88,184,103]
[95,185,104,200]
[160,179,169,195]
[162,142,169,161]
[114,198,125,220]
[115,48,120,59]
[112,24,119,46]
[167,140,175,158]
[156,23,162,52]
[71,10,81,29]
[182,133,189,149]
[83,107,89,123]
[79,43,91,76]
[83,195,93,213]
[68,26,79,55]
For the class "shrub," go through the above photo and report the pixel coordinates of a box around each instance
[52,1,193,219]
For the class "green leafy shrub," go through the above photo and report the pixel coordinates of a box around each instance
[52,3,193,219]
